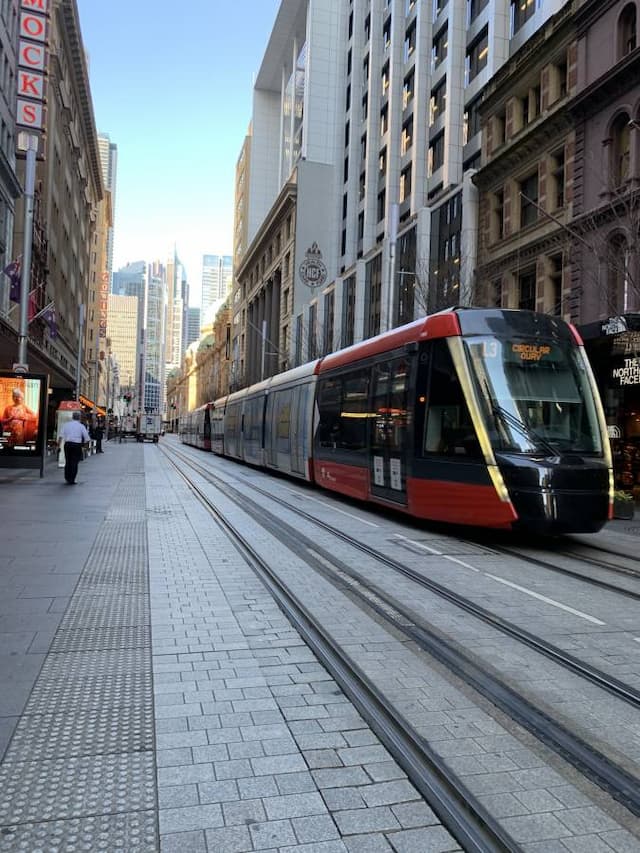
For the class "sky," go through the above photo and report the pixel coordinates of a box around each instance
[76,0,282,307]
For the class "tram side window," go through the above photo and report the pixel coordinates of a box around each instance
[424,341,481,458]
[342,370,369,450]
[372,358,410,452]
[317,370,370,451]
[317,377,343,448]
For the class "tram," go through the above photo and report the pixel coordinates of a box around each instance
[181,308,613,534]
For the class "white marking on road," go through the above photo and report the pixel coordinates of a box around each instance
[392,534,442,555]
[289,492,379,527]
[484,573,606,625]
[443,556,480,572]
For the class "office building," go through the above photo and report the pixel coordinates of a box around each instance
[107,293,138,395]
[232,0,574,384]
[112,261,145,297]
[201,254,232,316]
[138,260,166,414]
[97,133,118,288]
[184,307,201,352]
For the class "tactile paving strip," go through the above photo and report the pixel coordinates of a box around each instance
[0,809,158,852]
[50,625,151,653]
[25,664,151,716]
[2,704,154,764]
[60,594,149,628]
[0,753,156,825]
[0,472,158,849]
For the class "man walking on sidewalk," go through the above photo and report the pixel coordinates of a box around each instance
[59,411,89,484]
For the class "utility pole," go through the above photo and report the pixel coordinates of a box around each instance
[16,132,39,369]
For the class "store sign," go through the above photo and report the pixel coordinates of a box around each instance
[17,0,50,134]
[602,316,627,336]
[99,271,109,338]
[612,356,640,386]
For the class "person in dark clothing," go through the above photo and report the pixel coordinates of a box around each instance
[59,411,90,484]
[94,422,104,453]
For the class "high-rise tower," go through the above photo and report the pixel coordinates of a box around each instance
[97,133,118,288]
[201,254,232,316]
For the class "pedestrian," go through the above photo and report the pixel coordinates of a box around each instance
[59,411,90,484]
[94,421,104,453]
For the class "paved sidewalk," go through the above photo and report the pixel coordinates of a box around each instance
[0,440,637,852]
[0,440,124,759]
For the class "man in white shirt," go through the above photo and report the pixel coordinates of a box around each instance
[59,411,90,484]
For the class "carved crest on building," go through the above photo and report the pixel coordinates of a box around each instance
[298,242,327,289]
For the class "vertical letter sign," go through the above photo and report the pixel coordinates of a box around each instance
[17,0,50,137]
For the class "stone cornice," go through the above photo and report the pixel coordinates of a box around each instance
[58,0,103,199]
[568,50,640,120]
[236,179,297,279]
[474,109,573,190]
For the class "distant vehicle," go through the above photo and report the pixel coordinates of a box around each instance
[118,414,137,442]
[137,413,161,443]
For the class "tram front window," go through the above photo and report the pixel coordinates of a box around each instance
[465,337,603,455]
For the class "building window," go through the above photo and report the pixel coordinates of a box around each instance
[463,96,482,144]
[365,253,382,338]
[400,165,412,202]
[433,26,448,68]
[342,275,356,347]
[344,156,349,183]
[364,13,371,41]
[467,27,488,82]
[380,105,389,135]
[295,314,303,366]
[550,147,565,209]
[360,133,367,161]
[404,21,416,62]
[519,171,538,227]
[323,290,335,355]
[611,113,631,187]
[359,171,366,201]
[518,269,537,311]
[608,234,628,311]
[468,0,488,23]
[308,303,318,360]
[381,62,390,96]
[403,69,415,109]
[491,278,503,308]
[358,211,364,240]
[345,84,351,111]
[511,0,535,35]
[401,117,413,154]
[433,0,447,19]
[549,254,563,316]
[344,121,350,147]
[377,189,386,222]
[383,16,391,50]
[428,131,445,176]
[362,94,369,121]
[490,189,504,242]
[347,48,352,75]
[430,78,446,125]
[379,147,387,175]
[619,3,637,57]
[342,193,348,220]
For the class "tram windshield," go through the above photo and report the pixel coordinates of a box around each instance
[464,336,603,455]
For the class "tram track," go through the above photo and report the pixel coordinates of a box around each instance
[162,448,519,853]
[164,444,640,823]
[465,542,640,602]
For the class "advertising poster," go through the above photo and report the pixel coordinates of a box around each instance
[0,372,48,473]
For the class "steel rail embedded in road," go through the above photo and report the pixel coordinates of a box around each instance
[163,448,520,853]
[167,445,640,819]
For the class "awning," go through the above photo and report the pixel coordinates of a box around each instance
[78,394,106,416]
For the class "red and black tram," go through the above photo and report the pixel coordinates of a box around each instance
[181,309,612,534]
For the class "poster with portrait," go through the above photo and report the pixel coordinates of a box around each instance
[0,372,48,472]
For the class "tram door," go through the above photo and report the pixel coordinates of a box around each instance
[369,357,409,504]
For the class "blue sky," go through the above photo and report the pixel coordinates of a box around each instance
[76,1,281,305]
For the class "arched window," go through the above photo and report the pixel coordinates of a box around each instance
[607,233,628,312]
[611,113,631,187]
[619,4,637,57]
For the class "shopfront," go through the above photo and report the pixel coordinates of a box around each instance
[580,314,640,494]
